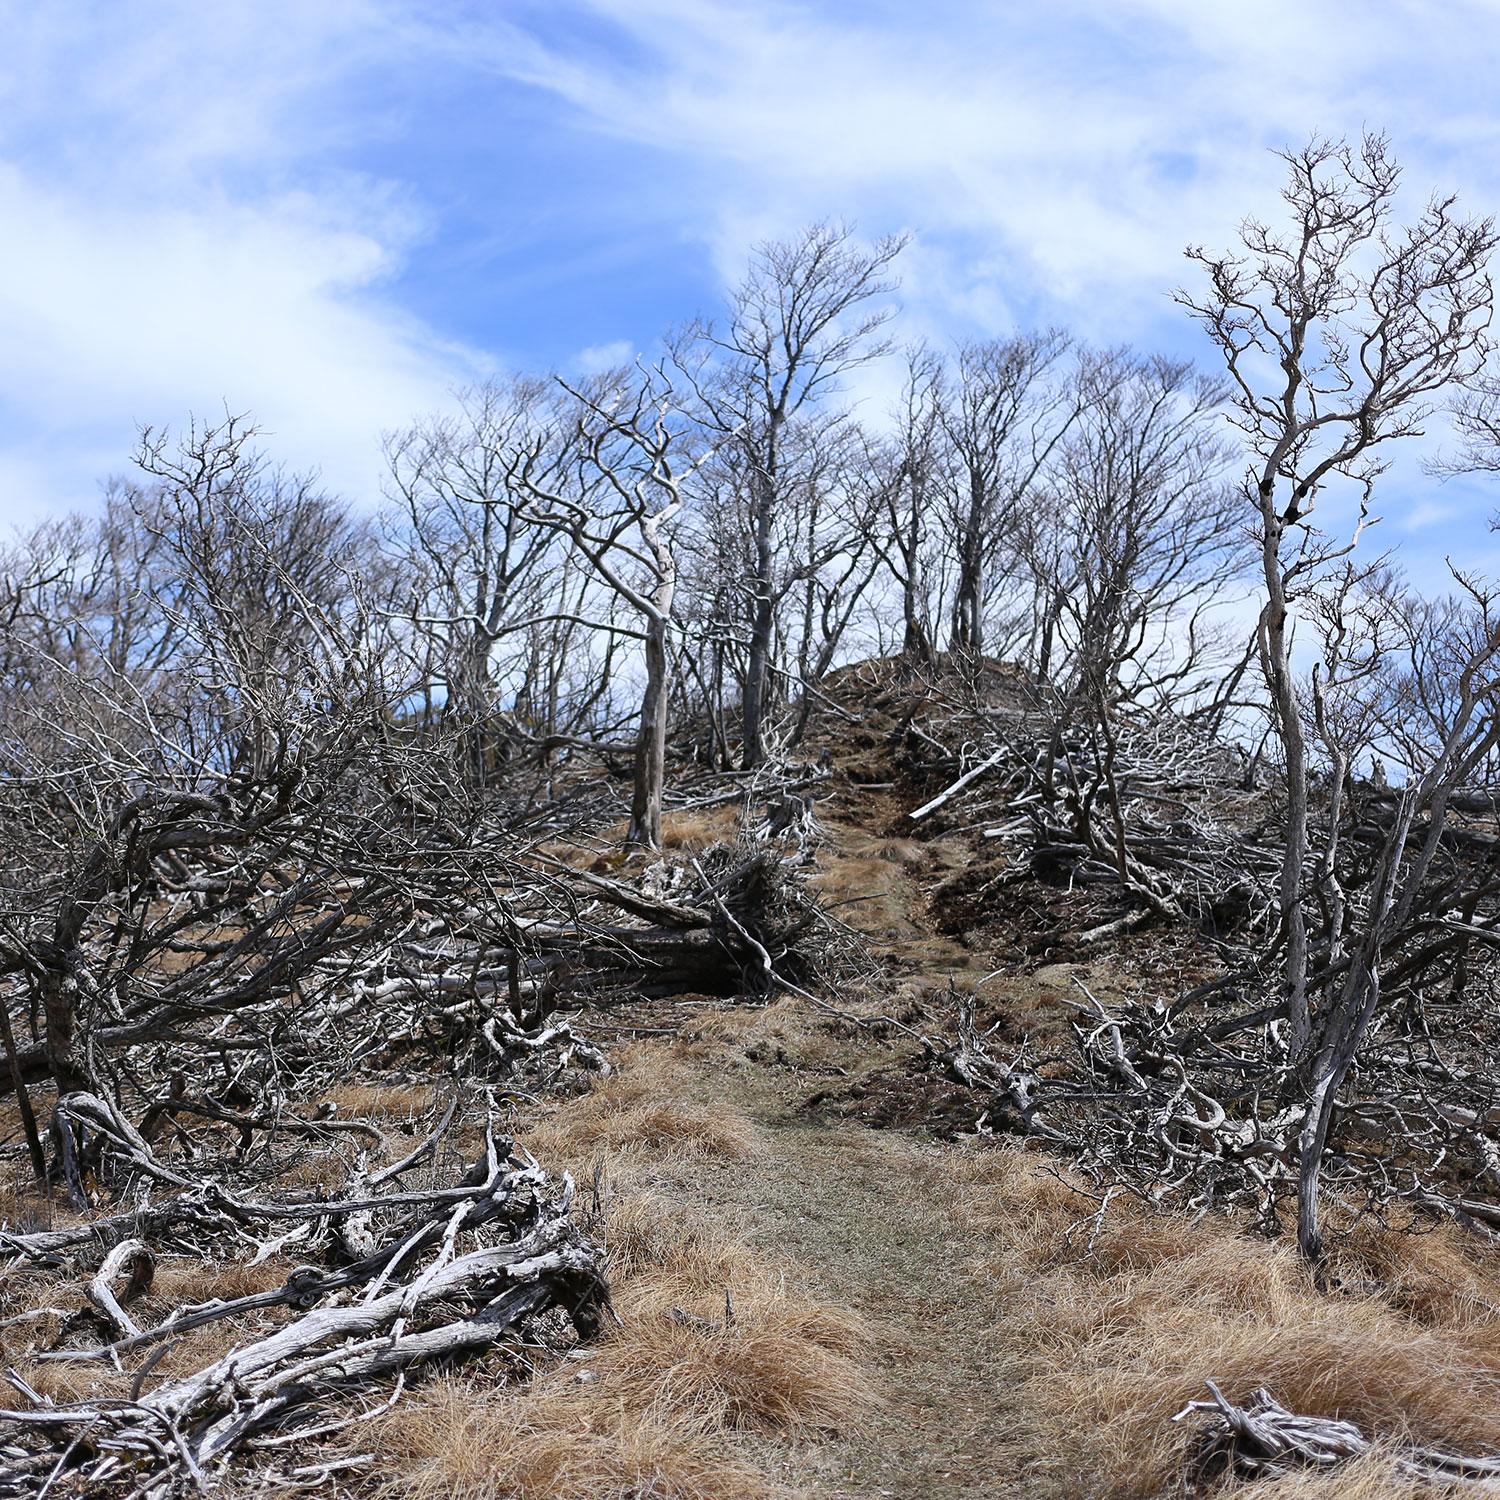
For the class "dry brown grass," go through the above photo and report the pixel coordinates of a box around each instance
[321,1082,437,1121]
[599,1192,874,1430]
[273,1146,364,1191]
[543,1099,758,1163]
[365,1187,875,1500]
[587,1311,872,1434]
[685,996,839,1070]
[1214,1451,1453,1500]
[960,963,1138,1050]
[151,1254,293,1306]
[371,1381,776,1500]
[605,1192,868,1344]
[522,1045,760,1169]
[16,1356,119,1404]
[872,837,926,867]
[0,1182,78,1240]
[808,855,919,939]
[950,1148,1500,1497]
[1323,1216,1500,1325]
[660,806,743,851]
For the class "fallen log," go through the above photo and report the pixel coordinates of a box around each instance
[909,750,1006,822]
[1176,1381,1500,1483]
[0,1148,609,1497]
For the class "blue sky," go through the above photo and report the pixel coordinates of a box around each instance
[4,0,1500,584]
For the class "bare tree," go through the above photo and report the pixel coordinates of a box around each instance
[1181,133,1498,1257]
[676,222,905,766]
[867,344,947,668]
[941,331,1078,665]
[1035,351,1244,724]
[510,372,700,849]
[0,493,188,687]
[384,380,566,768]
[0,423,408,1095]
[1006,350,1249,921]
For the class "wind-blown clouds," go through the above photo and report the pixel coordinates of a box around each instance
[0,165,471,515]
[0,0,478,519]
[464,0,1500,344]
[2,0,1500,569]
[427,0,1500,579]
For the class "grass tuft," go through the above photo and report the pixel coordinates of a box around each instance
[523,1046,760,1167]
[366,1186,876,1499]
[660,806,743,851]
[951,1147,1500,1496]
[371,1381,774,1500]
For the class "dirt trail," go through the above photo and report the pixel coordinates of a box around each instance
[593,767,1054,1495]
[657,1064,1038,1500]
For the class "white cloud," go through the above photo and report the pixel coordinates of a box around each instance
[0,163,477,520]
[0,0,478,523]
[575,339,635,374]
[437,0,1500,582]
[5,0,1500,565]
[459,0,1500,347]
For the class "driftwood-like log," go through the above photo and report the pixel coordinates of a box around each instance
[1176,1381,1500,1483]
[909,750,1005,822]
[0,1149,608,1498]
[85,1238,155,1340]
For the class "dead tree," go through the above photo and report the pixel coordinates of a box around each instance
[0,1102,607,1497]
[510,371,704,850]
[383,379,582,776]
[1181,134,1495,1058]
[675,222,904,767]
[1014,350,1249,908]
[867,344,947,669]
[940,330,1078,666]
[892,571,1500,1250]
[1180,133,1498,1257]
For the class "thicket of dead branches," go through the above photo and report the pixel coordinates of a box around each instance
[885,648,1500,1246]
[0,411,861,1495]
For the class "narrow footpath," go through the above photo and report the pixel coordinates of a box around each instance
[660,1071,1039,1500]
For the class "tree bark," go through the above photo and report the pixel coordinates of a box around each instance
[628,615,671,849]
[1257,499,1312,1054]
[950,474,986,660]
[742,451,779,769]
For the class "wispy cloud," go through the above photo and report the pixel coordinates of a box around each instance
[574,339,635,374]
[0,0,480,520]
[4,0,1500,569]
[422,0,1500,577]
[451,0,1500,345]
